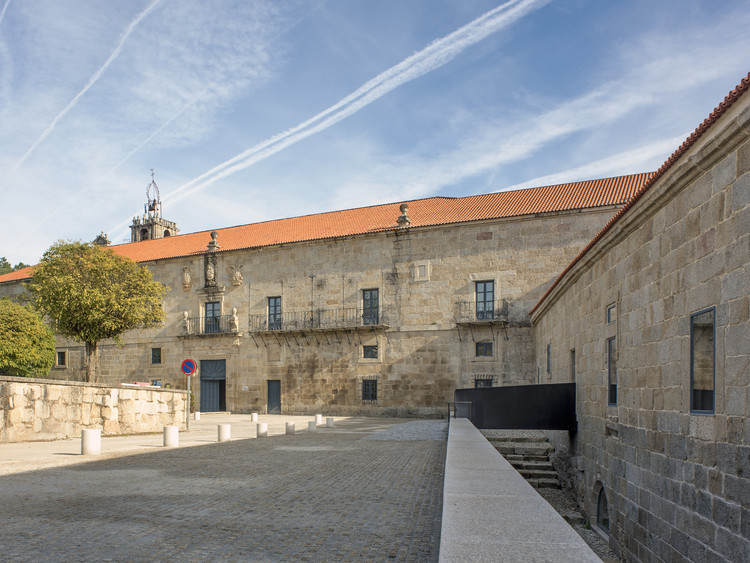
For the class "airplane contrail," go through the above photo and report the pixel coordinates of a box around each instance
[163,0,550,205]
[1,0,162,189]
[0,0,12,27]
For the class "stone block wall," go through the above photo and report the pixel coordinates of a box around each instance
[532,95,750,560]
[0,376,187,442]
[35,207,616,415]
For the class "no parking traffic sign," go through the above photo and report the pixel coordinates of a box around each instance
[181,358,197,375]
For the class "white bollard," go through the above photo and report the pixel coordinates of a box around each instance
[257,423,268,438]
[163,425,179,447]
[286,422,295,435]
[194,411,201,421]
[218,424,231,442]
[308,421,317,432]
[251,412,258,422]
[326,417,335,428]
[315,414,323,425]
[81,428,101,455]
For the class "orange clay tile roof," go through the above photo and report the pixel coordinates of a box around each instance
[0,172,653,284]
[531,71,750,315]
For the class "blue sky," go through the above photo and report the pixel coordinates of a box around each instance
[0,0,748,264]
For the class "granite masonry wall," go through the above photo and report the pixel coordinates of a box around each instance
[532,93,750,560]
[23,207,616,416]
[0,376,187,442]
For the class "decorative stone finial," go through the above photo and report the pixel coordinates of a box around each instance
[208,231,220,251]
[397,203,411,227]
[93,232,110,246]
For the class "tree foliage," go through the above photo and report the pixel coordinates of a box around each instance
[0,298,56,377]
[29,241,168,382]
[0,257,28,275]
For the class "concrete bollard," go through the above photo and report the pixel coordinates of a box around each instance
[315,414,323,425]
[257,423,268,438]
[163,426,179,447]
[81,428,101,455]
[326,417,335,428]
[286,422,295,435]
[218,424,231,442]
[251,412,258,422]
[308,421,317,432]
[194,411,200,421]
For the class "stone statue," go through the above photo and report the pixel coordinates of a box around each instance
[182,267,191,288]
[182,311,190,335]
[231,265,243,286]
[206,262,215,283]
[230,307,239,332]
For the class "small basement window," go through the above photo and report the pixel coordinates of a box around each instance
[475,342,493,357]
[474,378,493,388]
[362,379,378,402]
[363,345,378,359]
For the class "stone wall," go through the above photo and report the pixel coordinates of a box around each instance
[532,93,750,559]
[34,207,616,415]
[0,376,187,442]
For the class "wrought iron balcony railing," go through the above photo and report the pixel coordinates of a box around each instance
[455,299,509,324]
[248,307,391,333]
[182,315,239,336]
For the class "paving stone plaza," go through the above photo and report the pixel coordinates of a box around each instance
[0,416,447,562]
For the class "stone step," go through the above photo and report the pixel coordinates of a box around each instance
[509,460,554,471]
[487,435,548,444]
[493,443,553,456]
[529,478,562,489]
[518,469,559,480]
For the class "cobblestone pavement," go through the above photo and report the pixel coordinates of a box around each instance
[0,417,447,562]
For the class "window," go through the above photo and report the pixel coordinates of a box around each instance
[607,337,617,405]
[362,289,379,325]
[363,345,378,359]
[597,487,610,534]
[691,308,715,413]
[474,378,493,388]
[570,349,576,382]
[413,261,430,281]
[475,342,493,357]
[606,303,617,324]
[56,351,66,367]
[362,379,378,401]
[475,281,494,320]
[268,297,281,330]
[151,348,161,364]
[546,344,551,374]
[205,301,221,334]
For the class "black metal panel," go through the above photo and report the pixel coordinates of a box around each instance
[200,359,226,381]
[454,382,576,432]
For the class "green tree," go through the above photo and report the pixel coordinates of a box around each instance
[29,241,168,382]
[0,298,56,377]
[0,257,30,275]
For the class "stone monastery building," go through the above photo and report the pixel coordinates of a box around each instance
[1,72,749,561]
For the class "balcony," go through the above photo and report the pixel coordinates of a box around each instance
[182,315,239,336]
[248,307,392,333]
[455,299,509,325]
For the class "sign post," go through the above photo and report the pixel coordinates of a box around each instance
[181,359,197,430]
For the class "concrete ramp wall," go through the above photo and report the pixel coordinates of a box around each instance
[439,417,599,562]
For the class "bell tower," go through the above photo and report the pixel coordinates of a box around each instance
[130,170,179,243]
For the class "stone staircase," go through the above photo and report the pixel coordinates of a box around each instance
[483,430,561,490]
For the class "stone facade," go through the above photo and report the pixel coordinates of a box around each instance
[39,207,617,417]
[532,86,750,560]
[0,375,187,442]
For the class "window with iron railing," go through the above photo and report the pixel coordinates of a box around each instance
[268,296,282,330]
[362,288,379,325]
[475,281,495,320]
